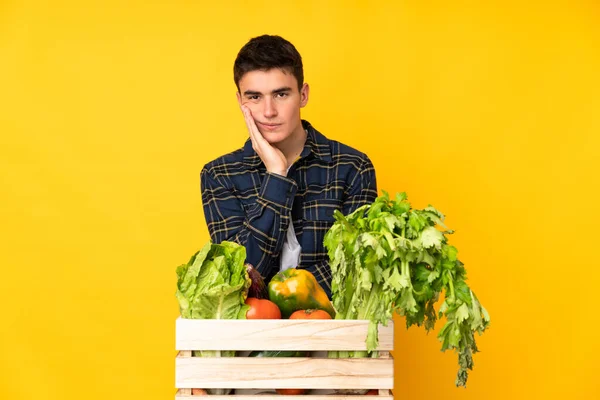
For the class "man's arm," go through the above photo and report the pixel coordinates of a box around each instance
[302,154,378,299]
[201,166,296,279]
[301,260,333,299]
[342,155,378,216]
[200,104,296,277]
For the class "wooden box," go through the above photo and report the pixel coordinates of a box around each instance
[175,318,394,399]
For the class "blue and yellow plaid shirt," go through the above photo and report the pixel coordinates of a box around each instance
[200,120,377,298]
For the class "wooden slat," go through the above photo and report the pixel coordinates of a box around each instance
[175,318,394,351]
[175,392,394,400]
[175,357,393,389]
[177,351,192,395]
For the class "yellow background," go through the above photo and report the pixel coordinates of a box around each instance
[1,1,599,399]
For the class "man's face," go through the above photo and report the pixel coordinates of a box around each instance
[237,68,309,145]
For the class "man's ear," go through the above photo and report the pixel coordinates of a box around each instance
[300,83,310,108]
[236,91,242,106]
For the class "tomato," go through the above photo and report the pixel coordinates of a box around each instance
[289,309,332,319]
[365,389,379,395]
[276,389,307,395]
[245,297,282,319]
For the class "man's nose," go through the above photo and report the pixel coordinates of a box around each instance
[263,97,278,118]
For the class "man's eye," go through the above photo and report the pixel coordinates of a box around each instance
[248,95,260,100]
[276,92,289,98]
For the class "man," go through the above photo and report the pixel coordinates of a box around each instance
[201,34,377,298]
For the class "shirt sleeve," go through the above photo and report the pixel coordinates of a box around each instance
[342,154,378,215]
[299,260,333,299]
[300,154,378,300]
[201,166,297,279]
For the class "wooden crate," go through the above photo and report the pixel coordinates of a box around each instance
[175,317,394,399]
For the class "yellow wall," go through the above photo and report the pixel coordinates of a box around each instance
[1,1,598,399]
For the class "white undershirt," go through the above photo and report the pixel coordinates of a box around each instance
[279,153,302,271]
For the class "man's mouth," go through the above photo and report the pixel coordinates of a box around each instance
[257,122,282,131]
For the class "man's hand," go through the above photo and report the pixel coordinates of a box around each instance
[241,105,288,176]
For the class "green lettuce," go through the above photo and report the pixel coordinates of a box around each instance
[175,240,251,395]
[176,240,250,323]
[175,241,251,395]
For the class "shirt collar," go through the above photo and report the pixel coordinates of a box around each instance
[243,120,332,165]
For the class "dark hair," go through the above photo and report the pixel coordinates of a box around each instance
[233,35,304,92]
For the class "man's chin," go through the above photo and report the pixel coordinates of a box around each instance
[260,130,289,145]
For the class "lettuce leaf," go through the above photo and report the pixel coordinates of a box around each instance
[175,240,251,395]
[176,240,251,321]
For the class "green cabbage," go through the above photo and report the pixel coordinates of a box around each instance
[175,240,250,395]
[176,240,250,323]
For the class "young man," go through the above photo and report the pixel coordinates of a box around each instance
[201,35,377,298]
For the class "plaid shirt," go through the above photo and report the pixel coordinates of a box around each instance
[200,120,377,298]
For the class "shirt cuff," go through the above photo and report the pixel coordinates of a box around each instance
[259,172,297,210]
